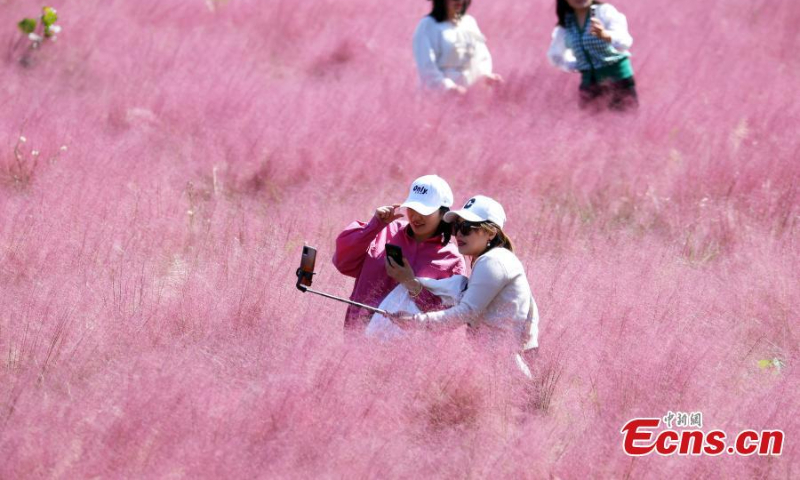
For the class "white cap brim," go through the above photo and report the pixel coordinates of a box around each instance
[401,201,439,216]
[443,209,485,224]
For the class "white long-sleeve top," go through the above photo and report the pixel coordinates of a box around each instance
[414,247,539,350]
[412,15,493,91]
[547,3,633,72]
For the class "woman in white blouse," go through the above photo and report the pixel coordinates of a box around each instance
[547,0,638,110]
[412,0,502,93]
[389,195,539,375]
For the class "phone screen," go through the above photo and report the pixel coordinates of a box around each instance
[299,246,317,287]
[385,244,404,267]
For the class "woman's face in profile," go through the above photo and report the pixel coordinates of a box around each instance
[406,208,443,240]
[454,222,494,256]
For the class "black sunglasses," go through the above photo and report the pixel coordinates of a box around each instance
[452,221,482,236]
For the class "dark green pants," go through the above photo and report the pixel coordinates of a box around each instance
[579,75,639,111]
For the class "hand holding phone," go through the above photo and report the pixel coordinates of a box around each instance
[385,244,404,267]
[589,14,610,42]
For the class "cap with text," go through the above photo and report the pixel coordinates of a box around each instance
[400,175,454,216]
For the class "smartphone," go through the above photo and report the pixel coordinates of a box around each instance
[385,244,404,267]
[298,245,317,287]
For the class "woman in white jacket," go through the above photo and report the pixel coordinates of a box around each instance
[389,195,539,375]
[413,0,502,94]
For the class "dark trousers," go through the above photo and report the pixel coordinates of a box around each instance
[579,76,639,111]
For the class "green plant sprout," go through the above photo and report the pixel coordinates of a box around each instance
[757,358,785,374]
[14,7,61,65]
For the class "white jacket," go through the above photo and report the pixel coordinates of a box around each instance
[366,275,468,341]
[412,15,493,91]
[416,248,539,350]
[366,269,536,378]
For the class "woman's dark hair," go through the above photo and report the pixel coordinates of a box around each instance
[556,0,603,27]
[482,222,514,253]
[434,206,453,245]
[429,0,471,23]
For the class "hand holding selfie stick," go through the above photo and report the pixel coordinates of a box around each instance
[296,246,388,316]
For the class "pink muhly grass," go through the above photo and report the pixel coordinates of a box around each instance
[0,0,798,477]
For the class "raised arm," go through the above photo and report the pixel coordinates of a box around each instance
[547,26,577,72]
[599,4,633,51]
[332,216,387,278]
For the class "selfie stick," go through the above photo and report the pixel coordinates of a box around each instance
[295,269,388,316]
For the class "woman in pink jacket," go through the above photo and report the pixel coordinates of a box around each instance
[333,175,467,331]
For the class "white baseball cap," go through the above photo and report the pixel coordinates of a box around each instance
[444,195,506,228]
[400,175,454,216]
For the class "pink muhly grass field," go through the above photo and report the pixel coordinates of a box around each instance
[1,0,798,477]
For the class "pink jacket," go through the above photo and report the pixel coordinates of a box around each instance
[333,216,467,330]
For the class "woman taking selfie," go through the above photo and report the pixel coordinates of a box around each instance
[547,0,638,110]
[413,0,502,93]
[388,196,539,372]
[333,175,466,331]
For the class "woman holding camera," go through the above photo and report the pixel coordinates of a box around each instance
[388,195,539,372]
[412,0,502,93]
[333,175,466,331]
[547,0,638,110]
